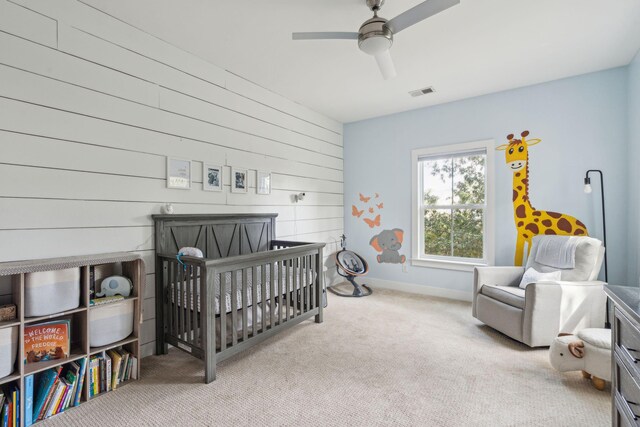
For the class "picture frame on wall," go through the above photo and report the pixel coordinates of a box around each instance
[167,157,192,190]
[231,167,248,193]
[257,170,271,195]
[203,164,223,192]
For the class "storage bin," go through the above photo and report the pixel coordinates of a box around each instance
[25,268,80,317]
[89,299,134,347]
[0,327,18,378]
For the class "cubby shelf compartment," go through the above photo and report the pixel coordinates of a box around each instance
[0,373,20,387]
[24,351,86,376]
[89,335,138,356]
[24,306,88,324]
[0,252,144,427]
[89,296,138,310]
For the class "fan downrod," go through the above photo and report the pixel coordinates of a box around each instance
[366,0,385,12]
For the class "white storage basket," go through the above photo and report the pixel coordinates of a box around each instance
[25,268,80,317]
[0,327,17,378]
[89,299,134,347]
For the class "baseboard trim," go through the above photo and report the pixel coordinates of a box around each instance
[363,278,472,302]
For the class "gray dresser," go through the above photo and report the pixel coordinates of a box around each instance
[605,285,640,426]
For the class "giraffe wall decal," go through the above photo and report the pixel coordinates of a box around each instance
[497,130,589,266]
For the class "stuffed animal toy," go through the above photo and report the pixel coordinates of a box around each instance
[369,229,406,264]
[549,328,611,391]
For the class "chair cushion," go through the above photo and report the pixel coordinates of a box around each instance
[480,285,525,309]
[527,236,604,282]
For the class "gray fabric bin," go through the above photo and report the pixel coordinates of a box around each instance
[0,326,17,378]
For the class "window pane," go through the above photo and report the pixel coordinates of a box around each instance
[452,208,483,259]
[424,209,452,256]
[423,159,452,206]
[453,155,486,205]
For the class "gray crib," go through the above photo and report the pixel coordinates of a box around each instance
[153,214,325,383]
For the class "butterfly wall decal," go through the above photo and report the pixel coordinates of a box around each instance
[376,203,384,209]
[363,214,381,228]
[359,193,371,203]
[368,207,374,213]
[351,205,364,218]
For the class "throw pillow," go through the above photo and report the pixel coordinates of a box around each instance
[518,267,561,289]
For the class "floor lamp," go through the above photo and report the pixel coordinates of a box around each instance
[583,169,610,329]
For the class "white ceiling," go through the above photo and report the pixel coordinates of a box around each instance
[83,0,640,123]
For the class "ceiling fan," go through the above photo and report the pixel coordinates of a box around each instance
[292,0,460,80]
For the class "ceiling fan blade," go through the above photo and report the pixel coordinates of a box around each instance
[375,50,397,80]
[292,32,359,40]
[386,0,459,34]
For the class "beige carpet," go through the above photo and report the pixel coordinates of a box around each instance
[43,287,610,426]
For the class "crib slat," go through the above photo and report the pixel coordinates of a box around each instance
[284,260,290,322]
[179,265,185,340]
[270,262,276,329]
[292,257,298,319]
[174,262,180,338]
[261,263,267,333]
[231,270,238,346]
[280,260,285,325]
[242,268,248,342]
[193,267,200,346]
[311,254,316,309]
[306,255,311,312]
[252,265,258,337]
[186,265,192,343]
[301,256,306,313]
[167,261,174,339]
[220,273,227,351]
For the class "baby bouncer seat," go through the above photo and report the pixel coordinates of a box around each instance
[328,235,372,297]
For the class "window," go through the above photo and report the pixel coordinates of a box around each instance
[411,140,495,270]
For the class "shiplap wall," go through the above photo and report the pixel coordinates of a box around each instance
[0,0,344,357]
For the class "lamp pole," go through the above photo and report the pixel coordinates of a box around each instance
[584,169,609,328]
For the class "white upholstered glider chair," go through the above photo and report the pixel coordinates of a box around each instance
[472,235,606,347]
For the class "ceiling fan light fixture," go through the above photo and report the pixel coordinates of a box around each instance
[358,16,393,55]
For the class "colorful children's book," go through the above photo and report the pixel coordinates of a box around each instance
[37,366,62,421]
[24,320,70,364]
[33,367,60,421]
[73,358,87,407]
[10,384,18,427]
[24,375,34,427]
[1,400,7,427]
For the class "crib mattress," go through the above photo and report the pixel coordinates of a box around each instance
[170,263,315,315]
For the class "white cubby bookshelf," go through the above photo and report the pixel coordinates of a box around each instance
[0,252,144,426]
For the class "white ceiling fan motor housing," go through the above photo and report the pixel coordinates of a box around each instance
[358,16,393,56]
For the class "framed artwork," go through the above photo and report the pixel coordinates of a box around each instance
[167,157,192,190]
[257,171,271,195]
[203,164,223,192]
[231,167,248,193]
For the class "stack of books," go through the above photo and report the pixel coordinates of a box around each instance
[89,349,137,397]
[27,359,86,425]
[0,384,19,427]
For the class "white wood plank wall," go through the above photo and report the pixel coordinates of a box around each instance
[0,0,344,357]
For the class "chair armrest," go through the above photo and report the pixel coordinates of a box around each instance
[523,280,606,346]
[472,266,524,317]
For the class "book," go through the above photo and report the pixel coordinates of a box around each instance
[53,379,69,415]
[44,381,64,419]
[24,320,71,364]
[37,367,62,421]
[73,358,87,407]
[105,353,112,392]
[32,367,59,421]
[131,356,138,380]
[6,395,11,427]
[107,350,122,390]
[10,384,18,427]
[61,362,79,412]
[9,384,18,427]
[1,400,7,427]
[24,375,34,427]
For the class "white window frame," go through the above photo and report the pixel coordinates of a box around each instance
[411,140,495,271]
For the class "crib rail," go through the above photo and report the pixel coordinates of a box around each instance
[156,241,324,383]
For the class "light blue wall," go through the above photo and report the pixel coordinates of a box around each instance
[344,67,629,295]
[628,50,640,286]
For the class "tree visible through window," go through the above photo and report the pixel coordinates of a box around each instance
[421,152,486,260]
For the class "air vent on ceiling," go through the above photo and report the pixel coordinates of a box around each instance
[409,86,435,97]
